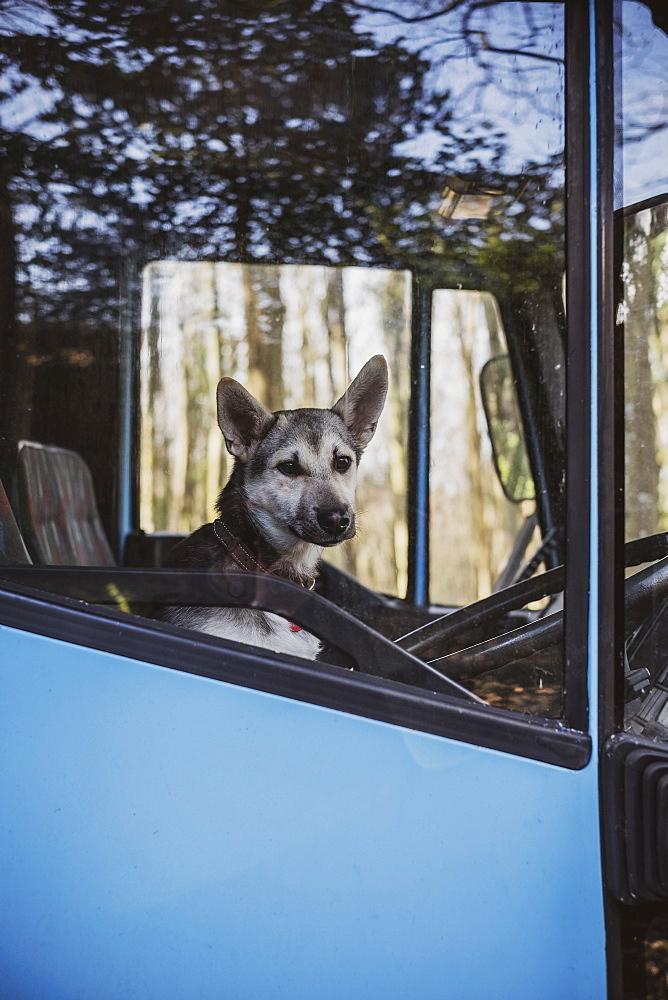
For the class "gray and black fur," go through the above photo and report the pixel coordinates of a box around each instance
[158,355,389,659]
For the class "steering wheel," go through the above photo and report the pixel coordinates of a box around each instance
[396,533,668,683]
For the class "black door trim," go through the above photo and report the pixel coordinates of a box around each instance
[0,578,591,769]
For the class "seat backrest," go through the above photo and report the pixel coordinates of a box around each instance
[0,478,32,565]
[17,441,116,566]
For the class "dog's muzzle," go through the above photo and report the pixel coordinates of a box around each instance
[317,507,350,536]
[304,505,355,545]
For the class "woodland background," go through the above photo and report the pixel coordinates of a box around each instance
[140,261,531,603]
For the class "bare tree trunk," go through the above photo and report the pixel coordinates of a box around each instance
[383,270,410,596]
[166,266,190,533]
[457,294,493,600]
[323,268,347,397]
[243,264,284,410]
[300,268,318,405]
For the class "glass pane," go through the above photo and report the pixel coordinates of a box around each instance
[140,262,411,596]
[430,290,538,607]
[0,1,566,719]
[616,3,668,736]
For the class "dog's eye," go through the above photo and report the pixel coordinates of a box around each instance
[277,460,301,477]
[334,455,352,473]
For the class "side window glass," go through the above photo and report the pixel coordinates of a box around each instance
[617,3,668,735]
[430,290,539,608]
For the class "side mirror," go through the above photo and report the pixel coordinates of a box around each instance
[480,355,535,503]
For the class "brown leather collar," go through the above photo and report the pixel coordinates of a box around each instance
[213,518,316,590]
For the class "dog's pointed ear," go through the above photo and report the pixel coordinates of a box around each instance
[332,355,389,452]
[217,378,273,460]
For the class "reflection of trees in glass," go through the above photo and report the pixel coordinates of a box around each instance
[1,0,430,325]
[1,1,565,325]
[0,0,437,472]
[2,0,565,598]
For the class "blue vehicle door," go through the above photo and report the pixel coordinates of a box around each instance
[3,1,667,997]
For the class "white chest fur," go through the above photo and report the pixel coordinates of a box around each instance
[194,607,322,660]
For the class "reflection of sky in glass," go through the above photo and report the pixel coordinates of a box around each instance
[2,0,666,213]
[0,2,57,135]
[1,2,564,180]
[358,1,564,175]
[0,0,566,291]
[619,2,668,207]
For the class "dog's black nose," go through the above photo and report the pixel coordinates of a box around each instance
[317,508,350,535]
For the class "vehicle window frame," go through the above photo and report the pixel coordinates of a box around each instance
[0,0,593,755]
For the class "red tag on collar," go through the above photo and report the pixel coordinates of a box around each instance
[289,623,302,632]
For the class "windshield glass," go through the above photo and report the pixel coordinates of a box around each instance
[0,1,566,718]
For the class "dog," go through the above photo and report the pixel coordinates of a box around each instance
[158,355,388,660]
